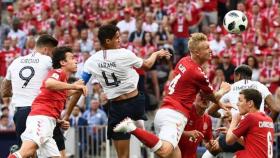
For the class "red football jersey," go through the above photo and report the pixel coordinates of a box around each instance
[161,57,214,118]
[178,105,212,158]
[29,69,68,119]
[233,112,274,158]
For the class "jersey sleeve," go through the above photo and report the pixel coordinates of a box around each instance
[49,70,66,81]
[194,69,214,94]
[80,59,92,84]
[125,49,143,68]
[258,82,272,99]
[232,114,252,138]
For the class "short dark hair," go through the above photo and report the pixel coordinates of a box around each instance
[52,46,72,69]
[36,34,58,48]
[239,89,262,109]
[234,64,252,80]
[98,24,119,46]
[0,115,8,120]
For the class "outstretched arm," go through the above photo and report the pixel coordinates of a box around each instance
[141,49,171,70]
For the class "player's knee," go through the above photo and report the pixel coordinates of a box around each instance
[155,142,174,158]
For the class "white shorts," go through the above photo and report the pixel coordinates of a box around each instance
[21,115,60,157]
[154,108,188,148]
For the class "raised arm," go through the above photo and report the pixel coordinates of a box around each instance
[141,49,171,70]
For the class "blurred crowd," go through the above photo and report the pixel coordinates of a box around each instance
[0,0,279,134]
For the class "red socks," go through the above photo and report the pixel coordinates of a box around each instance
[131,128,162,151]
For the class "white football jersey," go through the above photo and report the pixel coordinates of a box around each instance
[220,79,271,114]
[5,52,52,108]
[83,48,143,99]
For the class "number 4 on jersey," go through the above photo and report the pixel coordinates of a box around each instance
[102,71,121,86]
[168,73,182,94]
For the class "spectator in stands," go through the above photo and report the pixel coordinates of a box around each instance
[260,54,280,94]
[201,0,218,26]
[212,68,225,91]
[79,28,93,53]
[0,37,19,79]
[155,23,170,48]
[186,0,204,34]
[209,27,226,56]
[1,106,13,124]
[117,8,136,34]
[232,41,247,66]
[82,98,107,155]
[0,14,10,50]
[153,0,168,24]
[70,106,88,127]
[143,12,159,35]
[82,98,108,132]
[244,55,260,81]
[218,53,236,84]
[70,105,88,157]
[21,36,35,56]
[7,17,26,49]
[170,1,191,60]
[129,19,146,43]
[0,115,14,130]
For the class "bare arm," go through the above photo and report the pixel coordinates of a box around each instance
[64,92,82,121]
[265,95,280,122]
[141,49,171,70]
[226,114,241,145]
[0,79,12,98]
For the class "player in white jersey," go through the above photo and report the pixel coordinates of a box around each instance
[63,24,171,158]
[202,65,280,158]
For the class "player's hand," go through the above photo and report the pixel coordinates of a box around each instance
[215,127,228,134]
[156,49,172,60]
[73,84,87,96]
[74,79,85,85]
[220,82,231,94]
[57,119,70,130]
[184,130,204,141]
[208,139,220,151]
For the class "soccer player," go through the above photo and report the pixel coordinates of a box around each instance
[0,34,58,146]
[114,33,230,158]
[8,46,87,158]
[63,24,171,158]
[226,89,274,158]
[178,93,213,158]
[202,64,280,158]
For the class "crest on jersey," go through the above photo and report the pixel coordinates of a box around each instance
[51,73,60,80]
[203,122,208,130]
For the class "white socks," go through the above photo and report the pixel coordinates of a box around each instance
[202,150,215,158]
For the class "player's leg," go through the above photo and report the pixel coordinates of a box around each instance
[13,107,31,146]
[52,125,66,158]
[109,92,148,158]
[114,108,187,158]
[8,140,38,158]
[113,140,130,158]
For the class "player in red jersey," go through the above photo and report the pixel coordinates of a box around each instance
[114,33,230,158]
[225,89,274,158]
[8,46,87,158]
[178,93,214,158]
